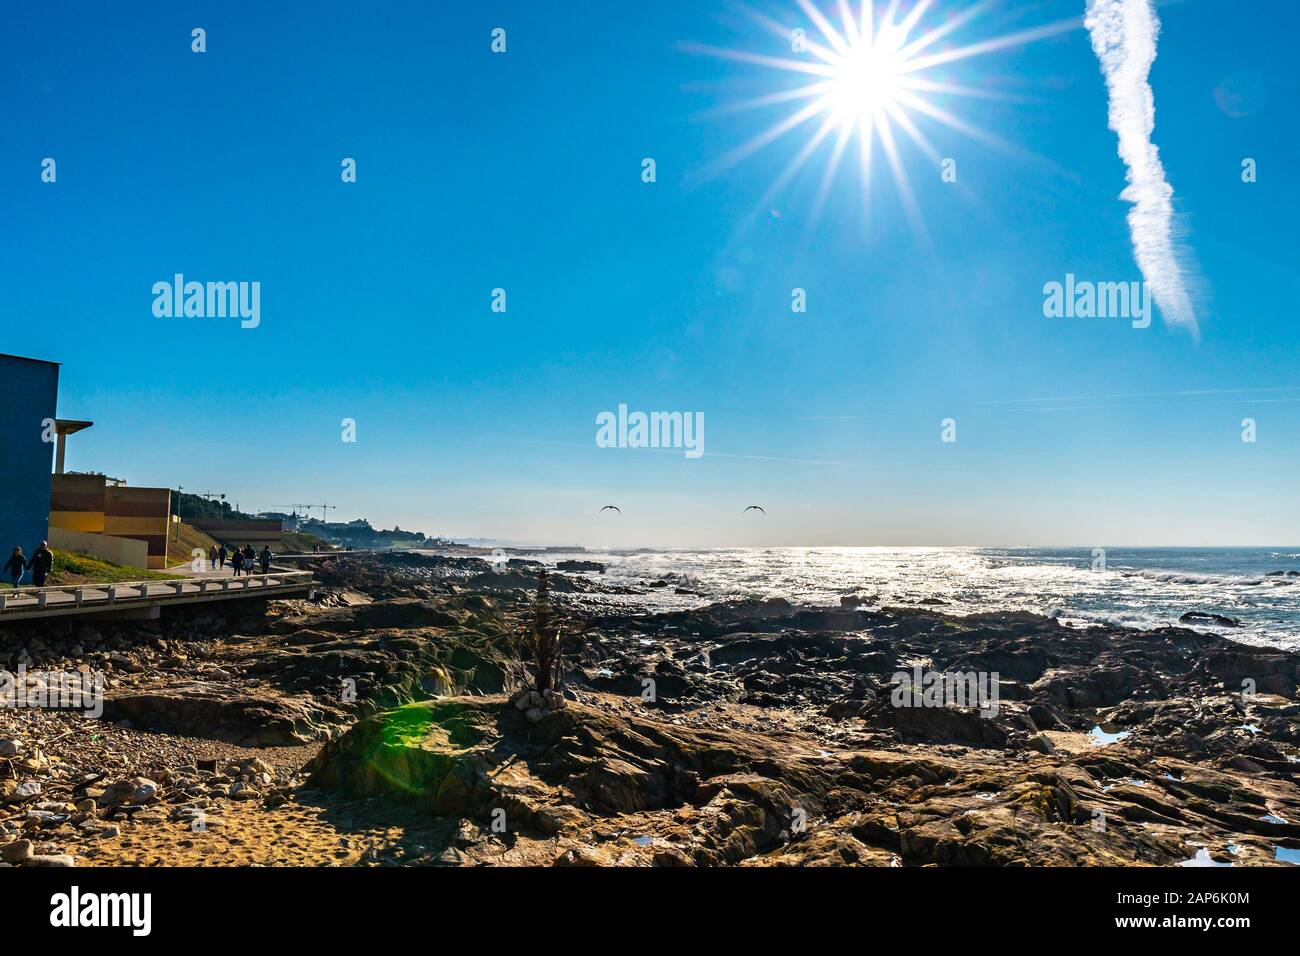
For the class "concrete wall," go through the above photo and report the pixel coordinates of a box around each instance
[0,354,59,558]
[48,527,149,569]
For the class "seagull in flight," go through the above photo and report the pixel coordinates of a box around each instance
[600,505,622,514]
[744,505,766,514]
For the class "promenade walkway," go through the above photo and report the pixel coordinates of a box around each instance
[0,570,314,623]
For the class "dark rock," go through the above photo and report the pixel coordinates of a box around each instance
[557,560,605,573]
[1180,611,1242,628]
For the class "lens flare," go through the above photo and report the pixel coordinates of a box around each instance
[686,1,1080,233]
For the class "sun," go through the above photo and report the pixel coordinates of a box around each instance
[686,1,1078,233]
[829,42,905,119]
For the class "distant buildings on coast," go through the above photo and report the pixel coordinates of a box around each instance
[259,512,450,551]
[2,352,448,568]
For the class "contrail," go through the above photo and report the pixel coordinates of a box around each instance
[1084,0,1197,337]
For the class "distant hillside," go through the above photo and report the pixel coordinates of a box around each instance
[174,492,252,521]
[296,518,445,550]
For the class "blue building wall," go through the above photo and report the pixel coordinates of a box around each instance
[0,355,59,570]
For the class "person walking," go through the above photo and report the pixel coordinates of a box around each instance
[28,541,54,587]
[231,545,242,577]
[208,545,219,570]
[242,546,255,576]
[259,545,272,575]
[218,544,228,570]
[4,547,26,588]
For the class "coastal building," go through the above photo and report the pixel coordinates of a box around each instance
[189,516,285,550]
[49,473,172,569]
[0,353,60,560]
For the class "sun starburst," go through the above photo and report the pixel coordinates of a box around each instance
[686,1,1079,234]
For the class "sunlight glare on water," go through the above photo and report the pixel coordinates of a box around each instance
[537,546,1300,651]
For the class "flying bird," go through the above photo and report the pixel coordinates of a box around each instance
[744,505,766,514]
[600,505,622,514]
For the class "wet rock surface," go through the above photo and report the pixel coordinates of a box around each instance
[1,552,1297,866]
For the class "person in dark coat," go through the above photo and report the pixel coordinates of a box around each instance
[28,541,53,587]
[231,544,242,576]
[259,546,272,574]
[4,547,26,588]
[218,545,228,570]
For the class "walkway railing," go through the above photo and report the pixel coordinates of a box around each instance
[0,570,314,617]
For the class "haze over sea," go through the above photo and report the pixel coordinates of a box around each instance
[522,547,1300,651]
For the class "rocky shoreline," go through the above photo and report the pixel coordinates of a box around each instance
[2,552,1298,867]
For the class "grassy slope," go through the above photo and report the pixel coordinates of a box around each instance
[166,521,223,568]
[0,551,183,588]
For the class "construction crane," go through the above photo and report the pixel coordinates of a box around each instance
[271,503,337,522]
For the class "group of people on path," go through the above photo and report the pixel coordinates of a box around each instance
[5,540,275,591]
[4,541,54,588]
[208,544,273,577]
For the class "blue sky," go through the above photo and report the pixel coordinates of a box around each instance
[2,0,1296,547]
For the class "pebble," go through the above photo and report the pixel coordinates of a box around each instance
[131,779,159,804]
[436,846,465,865]
[0,840,34,863]
[26,809,68,826]
[13,780,41,801]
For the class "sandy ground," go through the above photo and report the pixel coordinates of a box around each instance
[74,792,454,867]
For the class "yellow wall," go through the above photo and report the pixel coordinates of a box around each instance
[49,510,106,533]
[103,515,169,536]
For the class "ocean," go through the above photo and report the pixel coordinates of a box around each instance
[536,547,1300,651]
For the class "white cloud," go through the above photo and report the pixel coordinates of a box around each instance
[1085,0,1198,337]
